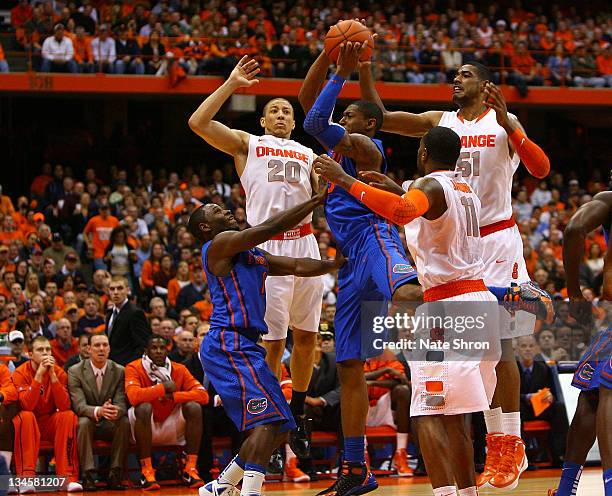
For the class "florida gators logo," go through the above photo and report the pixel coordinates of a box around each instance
[393,263,414,274]
[578,363,595,383]
[247,398,268,415]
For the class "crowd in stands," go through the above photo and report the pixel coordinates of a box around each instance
[0,0,611,89]
[0,148,608,484]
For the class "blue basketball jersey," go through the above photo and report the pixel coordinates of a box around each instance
[325,138,391,253]
[201,241,269,334]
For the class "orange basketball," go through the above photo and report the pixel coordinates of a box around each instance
[324,20,374,63]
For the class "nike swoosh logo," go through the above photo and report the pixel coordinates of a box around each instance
[495,260,505,264]
[606,477,612,484]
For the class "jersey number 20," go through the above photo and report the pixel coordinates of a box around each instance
[268,160,301,183]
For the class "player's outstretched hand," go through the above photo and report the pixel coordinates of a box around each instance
[228,55,260,88]
[359,170,406,196]
[483,82,511,129]
[313,154,347,186]
[336,41,367,79]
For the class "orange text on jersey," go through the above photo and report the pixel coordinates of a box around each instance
[452,181,472,193]
[255,146,309,163]
[460,134,496,148]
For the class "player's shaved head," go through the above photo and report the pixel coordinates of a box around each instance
[188,203,239,242]
[421,126,462,170]
[188,204,210,241]
[352,100,383,132]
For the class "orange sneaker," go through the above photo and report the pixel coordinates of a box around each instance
[476,432,504,488]
[547,490,557,495]
[284,457,310,482]
[391,449,414,477]
[489,434,528,490]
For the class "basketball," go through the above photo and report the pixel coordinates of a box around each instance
[324,20,374,63]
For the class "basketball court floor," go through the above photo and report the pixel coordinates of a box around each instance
[118,468,603,495]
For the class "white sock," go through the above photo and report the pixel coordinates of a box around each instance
[458,486,478,495]
[285,443,296,461]
[396,432,409,451]
[501,411,521,438]
[483,407,502,433]
[433,486,457,496]
[0,451,12,468]
[218,455,245,486]
[241,469,265,495]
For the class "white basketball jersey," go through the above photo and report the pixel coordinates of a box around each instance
[241,134,316,227]
[404,171,485,290]
[438,108,520,226]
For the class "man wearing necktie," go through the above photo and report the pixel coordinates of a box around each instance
[68,333,129,491]
[517,335,568,467]
[105,275,151,366]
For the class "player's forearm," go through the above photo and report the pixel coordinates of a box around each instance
[562,226,586,298]
[293,258,341,277]
[257,195,321,239]
[507,127,550,179]
[188,79,240,133]
[298,51,330,114]
[304,73,346,150]
[359,63,385,112]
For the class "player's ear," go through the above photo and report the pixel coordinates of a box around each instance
[198,222,212,238]
[260,116,266,129]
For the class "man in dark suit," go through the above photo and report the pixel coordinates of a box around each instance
[68,333,130,491]
[517,335,569,466]
[105,275,151,366]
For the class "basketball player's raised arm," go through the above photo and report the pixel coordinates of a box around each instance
[298,51,331,115]
[314,155,445,225]
[483,82,550,179]
[188,56,256,165]
[358,62,442,137]
[563,192,612,300]
[208,192,326,269]
[303,43,383,170]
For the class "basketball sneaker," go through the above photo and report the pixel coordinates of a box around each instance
[316,461,378,496]
[138,467,160,491]
[489,434,528,490]
[476,432,504,488]
[182,467,205,488]
[284,457,311,482]
[391,449,414,477]
[289,415,311,458]
[505,282,554,324]
[199,481,240,496]
[547,490,557,495]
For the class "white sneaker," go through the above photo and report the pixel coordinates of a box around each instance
[18,485,36,494]
[199,481,239,496]
[66,482,83,493]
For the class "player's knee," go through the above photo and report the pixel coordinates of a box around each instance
[337,358,363,376]
[292,329,317,348]
[135,402,153,419]
[392,384,411,402]
[393,284,423,303]
[181,401,202,420]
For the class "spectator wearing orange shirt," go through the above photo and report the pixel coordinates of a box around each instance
[0,43,8,72]
[83,202,119,270]
[12,336,81,492]
[167,260,191,308]
[51,317,79,368]
[72,25,94,73]
[596,44,612,87]
[509,41,544,95]
[140,241,164,292]
[364,353,414,477]
[11,0,33,28]
[0,363,18,471]
[125,335,208,490]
